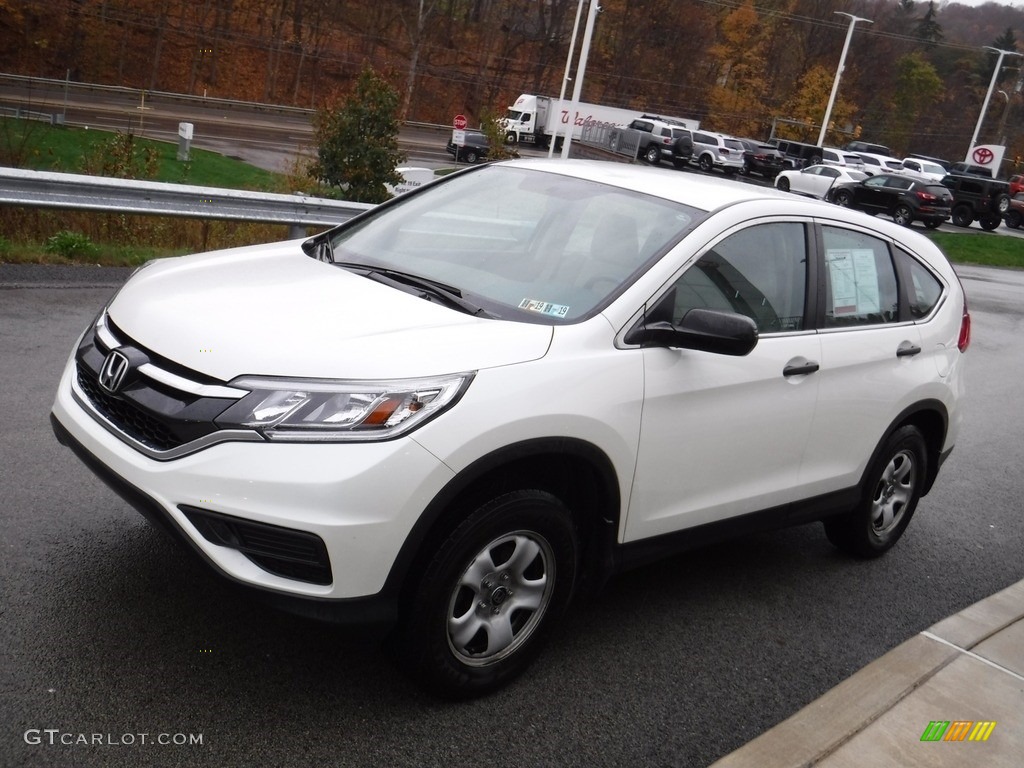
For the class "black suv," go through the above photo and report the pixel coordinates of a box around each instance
[736,138,784,178]
[629,116,694,168]
[771,139,823,170]
[941,173,1012,230]
[826,173,953,228]
[446,130,490,164]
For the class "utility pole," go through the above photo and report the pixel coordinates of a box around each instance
[817,13,871,149]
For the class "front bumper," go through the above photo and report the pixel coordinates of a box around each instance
[51,356,456,620]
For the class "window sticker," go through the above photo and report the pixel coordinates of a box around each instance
[826,248,880,316]
[519,299,570,318]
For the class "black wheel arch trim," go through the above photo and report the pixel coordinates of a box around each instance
[383,437,622,602]
[861,399,950,498]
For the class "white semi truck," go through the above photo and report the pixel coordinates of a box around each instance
[500,93,698,148]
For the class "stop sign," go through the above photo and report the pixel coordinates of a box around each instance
[453,114,468,131]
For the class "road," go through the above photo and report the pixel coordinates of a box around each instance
[0,78,530,171]
[1,263,1022,767]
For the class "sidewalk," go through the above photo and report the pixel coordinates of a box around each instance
[712,579,1024,768]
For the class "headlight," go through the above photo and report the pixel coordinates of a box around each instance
[215,373,473,442]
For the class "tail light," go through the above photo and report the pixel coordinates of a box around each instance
[958,295,971,352]
[916,190,938,202]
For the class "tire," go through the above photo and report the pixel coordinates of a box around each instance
[699,154,714,173]
[833,189,852,207]
[739,161,751,176]
[672,159,688,170]
[951,205,973,227]
[924,219,942,229]
[464,149,479,164]
[995,193,1011,214]
[1006,211,1022,229]
[892,204,913,227]
[504,131,518,145]
[809,155,822,167]
[396,490,578,699]
[644,144,661,165]
[824,425,927,559]
[980,214,1001,231]
[776,177,791,192]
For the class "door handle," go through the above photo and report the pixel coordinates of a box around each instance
[783,360,820,377]
[896,342,922,358]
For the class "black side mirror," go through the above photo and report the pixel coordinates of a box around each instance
[625,307,758,356]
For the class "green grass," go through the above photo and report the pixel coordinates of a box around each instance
[925,231,1024,269]
[1,118,288,190]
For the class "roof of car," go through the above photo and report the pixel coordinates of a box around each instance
[501,158,800,211]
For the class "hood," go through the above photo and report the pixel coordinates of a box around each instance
[107,241,552,381]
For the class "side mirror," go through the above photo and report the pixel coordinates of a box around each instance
[625,307,758,356]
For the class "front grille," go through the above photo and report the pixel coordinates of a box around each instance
[181,506,333,585]
[78,366,182,451]
[73,314,240,456]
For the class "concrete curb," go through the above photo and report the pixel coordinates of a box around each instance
[712,580,1024,767]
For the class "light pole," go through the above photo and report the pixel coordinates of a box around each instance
[817,13,871,149]
[560,0,600,159]
[549,0,586,159]
[969,46,1022,151]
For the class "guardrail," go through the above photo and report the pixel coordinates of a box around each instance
[0,167,373,237]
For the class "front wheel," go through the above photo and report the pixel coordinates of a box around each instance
[1006,211,1022,229]
[396,490,578,699]
[979,214,1001,231]
[504,131,518,145]
[644,144,661,165]
[824,425,927,558]
[776,176,791,192]
[924,219,942,229]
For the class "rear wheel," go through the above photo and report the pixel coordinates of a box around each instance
[396,490,578,699]
[824,426,927,558]
[739,161,751,176]
[699,155,714,173]
[833,189,852,207]
[463,149,479,164]
[951,205,974,227]
[893,204,913,227]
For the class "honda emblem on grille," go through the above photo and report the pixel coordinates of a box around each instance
[98,349,131,394]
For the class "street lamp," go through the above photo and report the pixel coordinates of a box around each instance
[549,0,587,159]
[817,13,872,149]
[560,0,601,159]
[969,46,1022,151]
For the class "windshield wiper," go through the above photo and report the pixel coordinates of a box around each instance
[333,261,495,318]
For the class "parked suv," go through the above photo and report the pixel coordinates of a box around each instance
[941,173,1012,229]
[629,116,693,168]
[690,130,745,174]
[827,173,953,228]
[51,160,968,700]
[846,140,892,157]
[736,138,784,178]
[772,139,824,170]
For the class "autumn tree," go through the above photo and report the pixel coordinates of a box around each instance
[885,52,945,154]
[704,1,771,137]
[310,66,406,203]
[779,65,858,146]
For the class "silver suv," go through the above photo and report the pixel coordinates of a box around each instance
[628,116,694,168]
[690,131,745,174]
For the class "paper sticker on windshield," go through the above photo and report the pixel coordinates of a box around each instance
[519,299,570,318]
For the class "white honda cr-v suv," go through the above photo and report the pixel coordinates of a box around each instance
[52,159,969,699]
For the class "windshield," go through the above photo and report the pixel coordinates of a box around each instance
[919,161,946,175]
[328,165,702,323]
